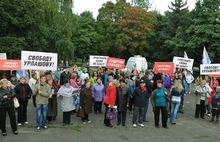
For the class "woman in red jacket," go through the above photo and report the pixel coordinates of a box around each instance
[103,79,117,128]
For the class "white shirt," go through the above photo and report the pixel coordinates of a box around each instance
[185,74,194,84]
[80,72,89,85]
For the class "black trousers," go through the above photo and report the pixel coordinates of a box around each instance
[82,113,89,121]
[63,111,71,124]
[94,101,102,113]
[117,111,127,124]
[0,107,17,133]
[211,109,220,118]
[128,98,134,111]
[17,101,28,123]
[154,106,168,127]
[195,100,205,118]
[32,95,36,107]
[104,103,111,126]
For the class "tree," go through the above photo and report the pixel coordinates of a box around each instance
[131,0,151,10]
[116,7,157,58]
[72,11,98,60]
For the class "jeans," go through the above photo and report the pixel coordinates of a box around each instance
[36,104,48,127]
[117,111,127,124]
[17,101,28,123]
[185,83,192,93]
[132,106,144,124]
[170,101,180,123]
[143,98,149,120]
[179,94,185,112]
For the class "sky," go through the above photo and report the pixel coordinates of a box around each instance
[73,0,197,18]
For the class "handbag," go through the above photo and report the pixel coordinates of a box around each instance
[76,107,85,118]
[106,107,117,120]
[13,97,20,108]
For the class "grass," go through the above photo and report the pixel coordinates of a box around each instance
[26,124,83,132]
[193,135,210,139]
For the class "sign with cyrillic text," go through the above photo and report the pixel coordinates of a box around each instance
[0,60,21,70]
[173,56,194,69]
[106,57,125,69]
[89,55,108,67]
[21,51,57,70]
[200,64,220,75]
[0,53,7,59]
[154,62,174,73]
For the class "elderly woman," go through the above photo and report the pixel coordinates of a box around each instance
[92,77,105,114]
[210,86,220,123]
[80,81,93,124]
[170,79,184,124]
[151,80,170,129]
[57,80,79,126]
[0,79,18,136]
[46,77,58,124]
[195,80,210,119]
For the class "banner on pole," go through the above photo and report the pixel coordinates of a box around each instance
[0,60,21,70]
[200,64,220,75]
[89,55,108,67]
[0,53,7,59]
[173,56,194,69]
[106,57,125,69]
[21,51,57,70]
[154,62,174,73]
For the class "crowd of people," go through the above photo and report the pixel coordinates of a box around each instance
[0,62,220,136]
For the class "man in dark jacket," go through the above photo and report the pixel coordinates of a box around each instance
[132,80,147,128]
[141,70,153,122]
[60,67,71,86]
[14,77,32,125]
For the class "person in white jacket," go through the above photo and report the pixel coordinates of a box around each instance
[80,68,89,86]
[185,70,194,94]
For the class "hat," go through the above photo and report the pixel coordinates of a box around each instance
[140,80,145,83]
[156,80,163,84]
[145,70,150,75]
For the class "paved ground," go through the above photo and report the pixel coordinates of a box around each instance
[0,91,219,142]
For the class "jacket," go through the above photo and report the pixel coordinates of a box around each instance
[129,85,136,98]
[195,85,210,105]
[211,92,220,109]
[14,83,32,102]
[141,76,153,98]
[133,87,147,107]
[116,86,129,112]
[0,87,15,108]
[92,83,105,102]
[80,87,93,114]
[33,83,51,105]
[60,72,71,86]
[104,84,117,105]
[151,87,170,111]
[170,88,184,102]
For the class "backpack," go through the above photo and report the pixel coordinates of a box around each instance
[164,75,171,88]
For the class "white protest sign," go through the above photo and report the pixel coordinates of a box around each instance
[173,56,194,69]
[21,51,57,70]
[89,55,108,67]
[200,64,220,75]
[0,53,7,59]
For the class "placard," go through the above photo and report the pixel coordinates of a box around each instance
[106,57,125,69]
[173,56,194,69]
[154,62,174,73]
[0,53,7,59]
[21,51,57,70]
[89,55,108,67]
[200,64,220,75]
[0,60,21,70]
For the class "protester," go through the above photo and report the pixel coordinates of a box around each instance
[57,80,78,126]
[0,79,18,136]
[80,81,93,125]
[10,74,19,86]
[89,71,98,86]
[124,75,132,88]
[14,77,32,125]
[80,68,89,86]
[46,77,58,124]
[70,73,81,88]
[185,71,194,94]
[141,70,153,122]
[207,81,214,117]
[60,67,71,86]
[116,79,129,126]
[54,68,61,85]
[92,77,105,114]
[33,75,51,131]
[195,75,203,86]
[103,79,117,128]
[29,72,38,107]
[128,79,136,114]
[151,80,170,129]
[210,86,220,123]
[132,79,147,128]
[195,80,210,119]
[178,73,186,113]
[170,79,184,124]
[211,77,219,88]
